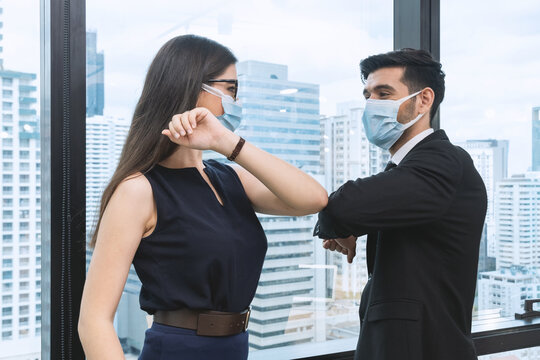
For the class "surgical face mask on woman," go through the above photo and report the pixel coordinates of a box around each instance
[201,83,242,132]
[362,90,424,150]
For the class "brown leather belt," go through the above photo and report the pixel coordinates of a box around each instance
[153,308,251,337]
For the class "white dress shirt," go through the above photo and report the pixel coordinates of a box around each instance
[390,128,434,165]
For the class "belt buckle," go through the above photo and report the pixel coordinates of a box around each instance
[243,308,251,332]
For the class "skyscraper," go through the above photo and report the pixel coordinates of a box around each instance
[0,69,40,358]
[86,31,104,117]
[0,5,4,71]
[84,115,145,355]
[321,101,389,193]
[206,60,322,350]
[532,107,540,171]
[494,173,540,270]
[319,102,389,340]
[457,139,508,262]
[478,265,540,317]
[85,115,129,238]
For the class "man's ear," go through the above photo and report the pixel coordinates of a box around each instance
[417,87,435,116]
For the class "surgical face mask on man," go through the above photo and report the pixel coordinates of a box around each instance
[362,90,424,150]
[201,83,242,132]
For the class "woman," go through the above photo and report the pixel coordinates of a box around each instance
[78,34,328,360]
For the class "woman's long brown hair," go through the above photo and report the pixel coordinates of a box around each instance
[89,35,237,247]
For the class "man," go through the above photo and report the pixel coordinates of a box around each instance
[314,49,487,360]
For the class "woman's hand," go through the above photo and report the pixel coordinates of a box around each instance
[162,107,237,154]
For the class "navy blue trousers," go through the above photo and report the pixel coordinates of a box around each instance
[139,322,249,360]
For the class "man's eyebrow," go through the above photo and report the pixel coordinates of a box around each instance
[363,84,396,96]
[373,84,396,92]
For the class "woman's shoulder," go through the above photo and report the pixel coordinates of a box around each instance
[114,172,154,205]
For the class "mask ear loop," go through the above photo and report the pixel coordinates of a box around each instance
[399,90,425,129]
[396,90,422,105]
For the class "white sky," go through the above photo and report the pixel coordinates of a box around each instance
[4,0,540,175]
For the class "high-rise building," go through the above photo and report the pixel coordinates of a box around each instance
[478,223,496,273]
[320,101,389,193]
[86,31,104,117]
[85,117,141,354]
[532,107,540,171]
[319,102,389,340]
[206,60,322,350]
[0,68,41,358]
[457,139,508,262]
[85,115,129,237]
[478,266,540,317]
[494,173,540,270]
[0,5,4,71]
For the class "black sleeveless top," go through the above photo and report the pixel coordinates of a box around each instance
[132,159,268,314]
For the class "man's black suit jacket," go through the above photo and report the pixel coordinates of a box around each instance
[314,130,487,360]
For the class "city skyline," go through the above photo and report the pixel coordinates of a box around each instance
[3,1,539,175]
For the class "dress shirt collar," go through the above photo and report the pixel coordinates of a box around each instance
[391,128,434,165]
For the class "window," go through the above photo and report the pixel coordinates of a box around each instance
[86,0,393,357]
[2,210,13,220]
[2,271,13,281]
[442,0,540,358]
[29,0,540,358]
[2,307,12,316]
[19,150,30,160]
[2,319,12,329]
[19,305,29,316]
[2,296,13,305]
[19,258,29,267]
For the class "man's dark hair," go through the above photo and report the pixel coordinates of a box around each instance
[360,48,445,122]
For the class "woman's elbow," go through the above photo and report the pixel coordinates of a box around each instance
[78,315,90,345]
[315,190,329,211]
[303,188,328,214]
[77,311,103,344]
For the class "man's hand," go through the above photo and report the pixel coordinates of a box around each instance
[322,235,357,264]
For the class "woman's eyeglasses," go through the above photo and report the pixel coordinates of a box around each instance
[206,79,238,100]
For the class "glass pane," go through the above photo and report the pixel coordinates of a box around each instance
[479,346,540,360]
[442,0,540,328]
[0,0,41,358]
[86,0,392,358]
